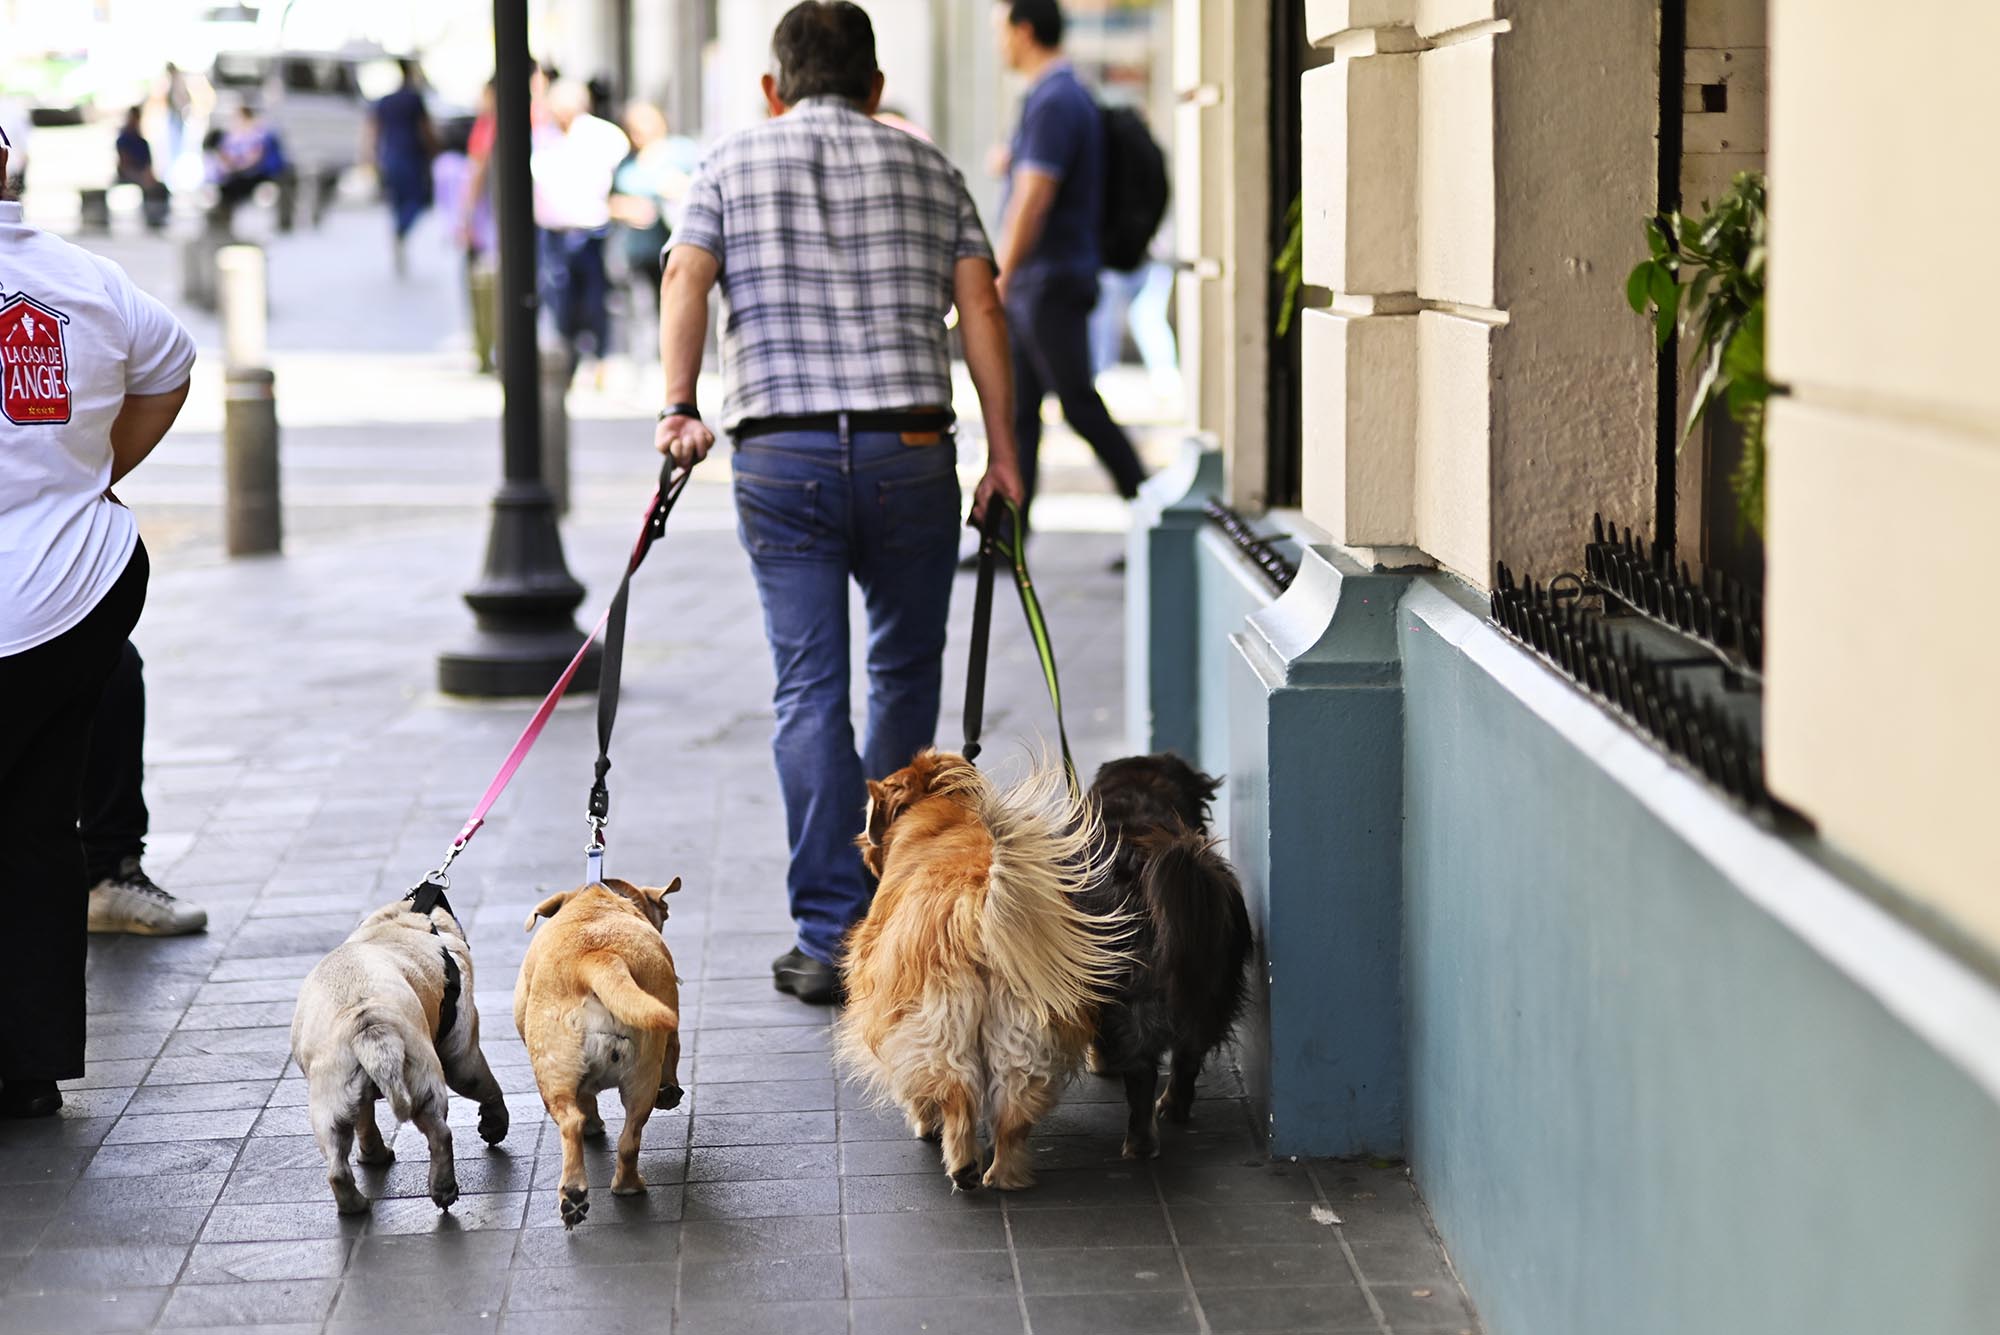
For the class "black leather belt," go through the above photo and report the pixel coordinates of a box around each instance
[732,409,955,440]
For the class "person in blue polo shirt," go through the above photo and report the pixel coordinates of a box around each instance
[990,0,1147,534]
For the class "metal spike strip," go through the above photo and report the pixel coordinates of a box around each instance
[1585,513,1763,676]
[1204,500,1299,593]
[1491,559,1775,814]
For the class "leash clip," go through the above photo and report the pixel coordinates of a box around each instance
[585,815,607,885]
[421,838,466,892]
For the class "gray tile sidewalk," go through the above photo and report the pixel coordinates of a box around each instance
[1,205,1478,1335]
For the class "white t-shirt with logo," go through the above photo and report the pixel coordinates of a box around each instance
[1,201,195,655]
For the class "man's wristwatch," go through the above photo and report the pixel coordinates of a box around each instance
[659,402,702,422]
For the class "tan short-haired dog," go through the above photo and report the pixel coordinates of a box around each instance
[515,877,683,1228]
[290,894,509,1214]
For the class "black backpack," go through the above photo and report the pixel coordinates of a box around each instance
[1099,105,1169,272]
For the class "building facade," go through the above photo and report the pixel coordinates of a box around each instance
[1134,1,2000,1332]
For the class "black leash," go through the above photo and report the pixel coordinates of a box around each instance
[961,498,1077,792]
[587,458,693,882]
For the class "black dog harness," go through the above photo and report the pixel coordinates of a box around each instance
[405,882,462,1044]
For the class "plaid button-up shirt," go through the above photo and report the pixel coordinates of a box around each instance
[668,97,993,431]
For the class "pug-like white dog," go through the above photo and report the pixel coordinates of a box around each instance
[289,892,508,1213]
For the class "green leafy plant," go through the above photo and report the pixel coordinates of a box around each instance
[1625,171,1772,536]
[1273,192,1303,338]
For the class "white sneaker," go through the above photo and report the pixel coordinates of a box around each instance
[86,859,208,936]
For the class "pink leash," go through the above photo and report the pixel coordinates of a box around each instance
[408,461,691,910]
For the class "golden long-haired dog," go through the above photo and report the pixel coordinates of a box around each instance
[516,877,683,1228]
[837,750,1121,1191]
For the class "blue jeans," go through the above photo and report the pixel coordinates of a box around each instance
[733,426,962,963]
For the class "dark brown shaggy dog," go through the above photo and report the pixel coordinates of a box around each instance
[1081,754,1252,1159]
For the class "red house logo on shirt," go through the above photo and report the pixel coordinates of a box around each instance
[0,293,73,426]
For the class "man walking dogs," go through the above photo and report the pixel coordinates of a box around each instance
[992,0,1148,528]
[656,2,1023,1004]
[0,125,194,1115]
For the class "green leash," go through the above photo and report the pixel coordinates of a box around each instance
[961,498,1078,793]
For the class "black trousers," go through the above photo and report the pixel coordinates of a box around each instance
[1007,277,1148,525]
[0,544,148,1080]
[80,640,149,884]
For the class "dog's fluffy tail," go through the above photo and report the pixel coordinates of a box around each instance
[350,1013,418,1124]
[579,954,678,1033]
[1138,829,1252,1024]
[975,762,1128,1030]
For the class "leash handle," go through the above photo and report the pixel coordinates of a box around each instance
[588,458,694,878]
[960,504,1002,763]
[960,498,1078,794]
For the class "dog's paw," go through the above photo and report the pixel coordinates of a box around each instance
[653,1084,683,1112]
[431,1182,460,1211]
[355,1142,396,1167]
[981,1161,1036,1191]
[582,1118,607,1140]
[559,1185,590,1229]
[1156,1092,1193,1125]
[332,1183,372,1214]
[1121,1133,1161,1161]
[478,1104,509,1146]
[611,1173,647,1197]
[948,1162,982,1192]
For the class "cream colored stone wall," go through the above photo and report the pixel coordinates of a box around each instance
[1765,0,2000,946]
[1297,0,1655,584]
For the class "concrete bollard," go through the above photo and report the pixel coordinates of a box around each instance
[78,189,111,234]
[224,368,281,555]
[216,245,268,371]
[180,210,233,312]
[218,247,279,556]
[539,340,571,515]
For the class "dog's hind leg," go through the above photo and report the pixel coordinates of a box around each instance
[353,1096,394,1166]
[444,1044,510,1147]
[1159,1045,1204,1125]
[904,1097,940,1143]
[937,1082,981,1191]
[1121,1065,1162,1160]
[611,1064,657,1196]
[550,1094,592,1227]
[309,1086,369,1214]
[984,1074,1060,1191]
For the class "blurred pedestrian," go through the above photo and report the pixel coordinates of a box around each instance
[655,0,1023,1004]
[213,105,285,219]
[531,80,630,381]
[369,60,439,277]
[114,105,171,232]
[160,62,194,166]
[0,125,195,1117]
[81,643,208,936]
[991,0,1147,531]
[608,102,697,363]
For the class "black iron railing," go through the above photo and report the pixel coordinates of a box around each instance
[1492,516,1792,822]
[1205,500,1298,594]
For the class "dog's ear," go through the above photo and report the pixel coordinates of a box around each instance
[863,778,896,848]
[522,891,570,933]
[642,878,682,916]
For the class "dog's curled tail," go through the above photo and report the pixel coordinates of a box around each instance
[579,954,678,1032]
[1138,829,1252,1022]
[977,761,1129,1030]
[350,1013,417,1124]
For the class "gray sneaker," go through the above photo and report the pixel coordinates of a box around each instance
[87,858,208,936]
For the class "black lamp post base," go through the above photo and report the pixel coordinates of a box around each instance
[438,626,601,697]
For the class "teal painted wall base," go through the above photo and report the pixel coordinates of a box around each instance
[1230,544,1409,1157]
[1125,442,1223,759]
[1398,579,2000,1335]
